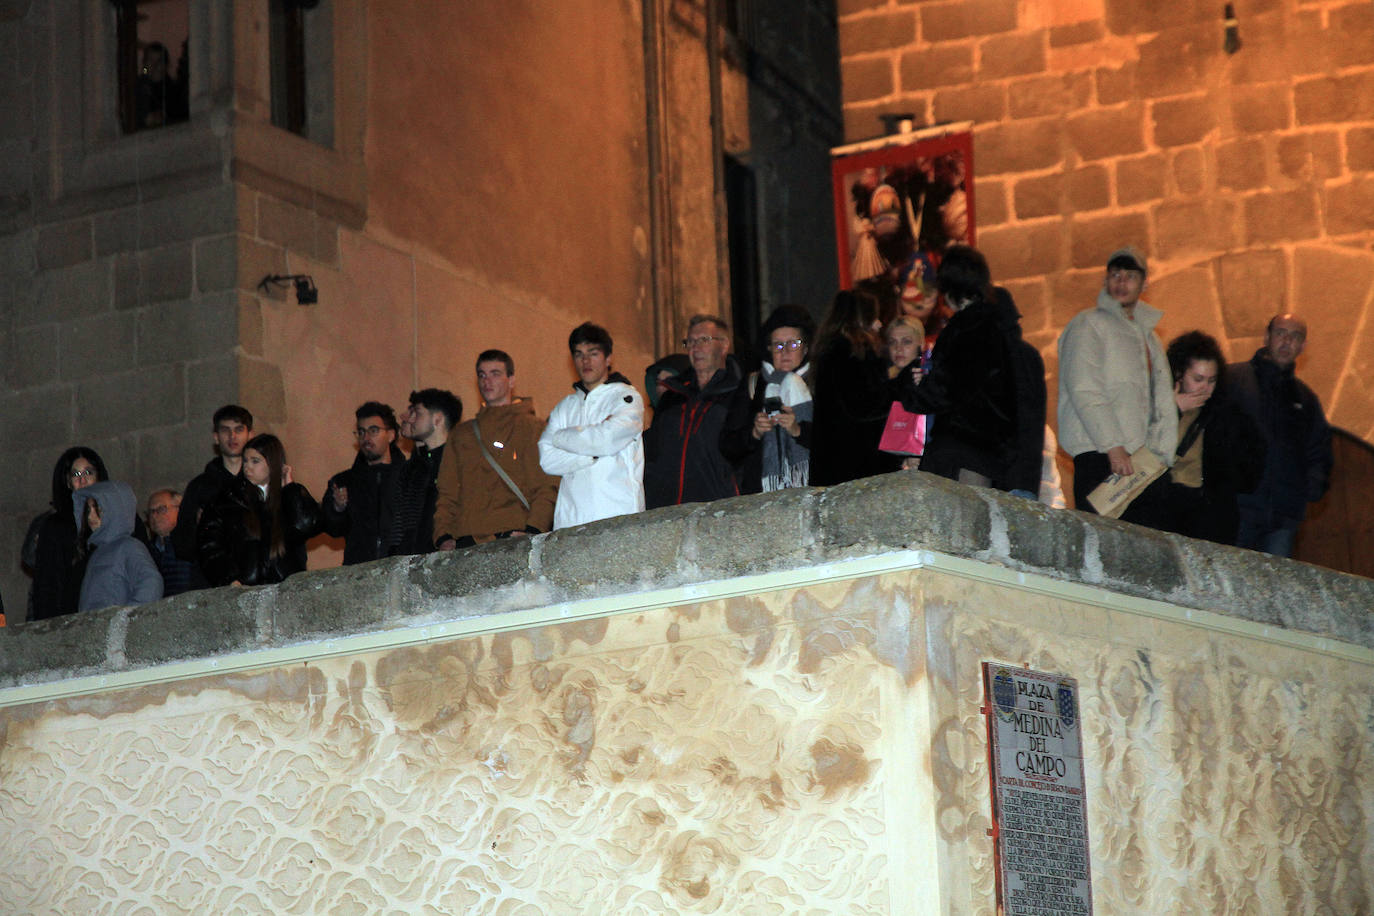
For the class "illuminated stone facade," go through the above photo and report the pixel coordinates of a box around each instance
[2,473,1371,912]
[0,0,840,613]
[839,0,1374,445]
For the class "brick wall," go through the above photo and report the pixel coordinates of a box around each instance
[838,0,1374,444]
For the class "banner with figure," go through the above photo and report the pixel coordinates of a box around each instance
[830,124,974,325]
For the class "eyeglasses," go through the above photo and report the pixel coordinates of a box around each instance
[148,505,178,515]
[769,339,804,352]
[68,468,97,481]
[682,335,727,348]
[354,425,388,439]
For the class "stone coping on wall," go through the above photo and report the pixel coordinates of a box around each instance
[2,470,1371,696]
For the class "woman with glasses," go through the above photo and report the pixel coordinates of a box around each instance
[738,305,816,493]
[196,433,320,586]
[23,447,110,620]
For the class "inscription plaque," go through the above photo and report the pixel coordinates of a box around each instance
[983,663,1093,916]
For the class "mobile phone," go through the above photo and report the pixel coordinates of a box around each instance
[764,396,783,415]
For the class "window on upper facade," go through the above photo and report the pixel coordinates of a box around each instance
[114,0,190,134]
[269,0,334,147]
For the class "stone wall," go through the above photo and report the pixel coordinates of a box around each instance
[0,0,244,619]
[1,473,1371,913]
[838,0,1374,445]
[0,0,843,615]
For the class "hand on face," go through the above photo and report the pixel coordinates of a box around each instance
[1174,358,1218,412]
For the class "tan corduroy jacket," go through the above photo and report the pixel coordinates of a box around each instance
[432,399,558,544]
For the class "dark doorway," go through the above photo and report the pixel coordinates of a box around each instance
[725,154,760,369]
[1294,429,1374,578]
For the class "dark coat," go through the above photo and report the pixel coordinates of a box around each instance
[390,442,445,556]
[27,494,151,621]
[644,357,753,508]
[25,509,86,621]
[171,457,240,589]
[196,477,321,587]
[1124,392,1268,545]
[1225,349,1333,525]
[809,337,903,486]
[896,287,1042,489]
[320,443,405,565]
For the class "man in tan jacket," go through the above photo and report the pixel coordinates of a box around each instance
[433,350,558,549]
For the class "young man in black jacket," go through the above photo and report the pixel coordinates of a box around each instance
[390,389,462,556]
[321,402,405,565]
[171,404,253,589]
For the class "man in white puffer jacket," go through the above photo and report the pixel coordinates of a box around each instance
[539,322,646,529]
[1057,246,1178,511]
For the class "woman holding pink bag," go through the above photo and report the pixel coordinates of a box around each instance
[880,316,928,466]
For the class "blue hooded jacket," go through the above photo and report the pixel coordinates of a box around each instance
[73,481,163,613]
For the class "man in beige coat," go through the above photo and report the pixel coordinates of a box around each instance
[1057,246,1178,511]
[433,350,558,549]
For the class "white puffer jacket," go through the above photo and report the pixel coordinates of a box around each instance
[1057,289,1178,463]
[538,375,646,529]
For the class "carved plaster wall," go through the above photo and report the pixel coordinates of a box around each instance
[1,568,1369,914]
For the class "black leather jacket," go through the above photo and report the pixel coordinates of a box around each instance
[196,476,320,586]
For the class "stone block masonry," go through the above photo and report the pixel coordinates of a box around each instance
[1,472,1370,913]
[838,0,1374,448]
[3,470,1370,691]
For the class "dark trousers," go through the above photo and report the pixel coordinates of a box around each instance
[1071,452,1113,513]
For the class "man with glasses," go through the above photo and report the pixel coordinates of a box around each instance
[644,314,752,508]
[321,402,405,564]
[172,404,254,588]
[1225,314,1333,557]
[143,488,194,597]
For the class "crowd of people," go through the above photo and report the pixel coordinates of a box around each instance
[11,242,1333,624]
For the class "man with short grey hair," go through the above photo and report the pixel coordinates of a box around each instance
[644,314,752,508]
[144,488,193,597]
[1225,313,1333,557]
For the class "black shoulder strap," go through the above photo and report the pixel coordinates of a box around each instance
[1175,406,1211,458]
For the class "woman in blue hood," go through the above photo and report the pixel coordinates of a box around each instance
[74,480,164,613]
